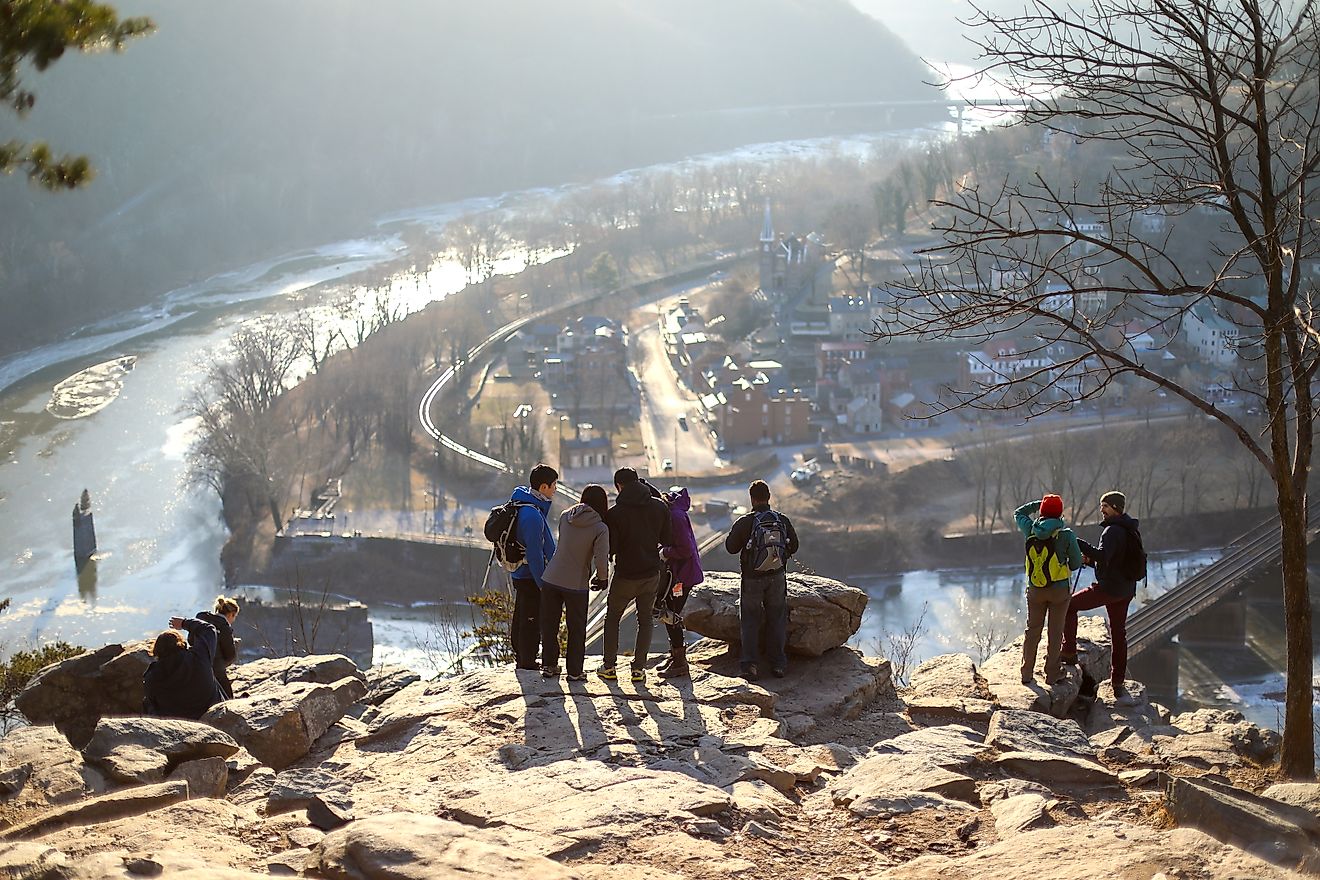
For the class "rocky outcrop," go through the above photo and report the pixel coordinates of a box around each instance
[81,717,240,784]
[682,572,868,656]
[14,643,151,747]
[203,676,366,770]
[905,653,993,721]
[979,616,1111,718]
[1165,774,1320,872]
[0,606,1295,880]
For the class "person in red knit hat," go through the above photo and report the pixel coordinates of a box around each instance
[1014,493,1083,685]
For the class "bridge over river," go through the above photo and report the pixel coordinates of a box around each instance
[1128,500,1320,695]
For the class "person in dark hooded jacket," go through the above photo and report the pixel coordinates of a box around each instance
[196,596,240,699]
[600,468,672,682]
[143,617,224,720]
[1062,490,1143,705]
[653,486,703,679]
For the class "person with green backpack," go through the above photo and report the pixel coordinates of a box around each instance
[1014,493,1084,686]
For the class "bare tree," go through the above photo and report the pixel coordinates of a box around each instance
[873,0,1319,777]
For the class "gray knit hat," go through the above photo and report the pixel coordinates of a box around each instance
[1100,491,1126,512]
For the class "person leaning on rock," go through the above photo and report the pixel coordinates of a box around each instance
[1062,490,1144,706]
[196,595,240,700]
[1014,493,1083,686]
[600,468,672,683]
[142,616,224,720]
[724,479,798,681]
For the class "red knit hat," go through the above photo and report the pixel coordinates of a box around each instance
[1040,494,1064,518]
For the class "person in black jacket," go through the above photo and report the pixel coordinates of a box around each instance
[142,617,224,720]
[600,468,672,682]
[725,480,799,680]
[196,596,240,700]
[1061,490,1142,705]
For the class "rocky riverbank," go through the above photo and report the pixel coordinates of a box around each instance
[1,579,1314,878]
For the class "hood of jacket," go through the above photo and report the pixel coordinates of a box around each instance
[565,502,603,528]
[665,487,691,513]
[197,610,232,635]
[1109,512,1140,533]
[1030,515,1070,539]
[511,485,552,515]
[616,480,655,506]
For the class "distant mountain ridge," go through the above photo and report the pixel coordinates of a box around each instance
[1,0,939,353]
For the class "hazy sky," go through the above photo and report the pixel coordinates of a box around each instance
[849,0,982,64]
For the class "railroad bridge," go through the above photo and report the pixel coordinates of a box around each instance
[1128,501,1320,694]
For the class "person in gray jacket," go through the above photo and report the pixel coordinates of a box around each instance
[540,485,611,680]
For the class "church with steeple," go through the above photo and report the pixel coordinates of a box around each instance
[757,200,830,302]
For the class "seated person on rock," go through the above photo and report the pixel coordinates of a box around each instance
[143,616,225,720]
[196,595,240,700]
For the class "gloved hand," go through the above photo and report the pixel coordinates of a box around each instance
[590,578,608,591]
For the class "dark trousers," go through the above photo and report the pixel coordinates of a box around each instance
[540,584,588,675]
[603,573,660,672]
[511,577,541,670]
[653,570,694,650]
[1062,583,1132,688]
[739,570,788,669]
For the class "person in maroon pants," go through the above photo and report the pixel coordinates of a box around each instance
[1061,490,1143,706]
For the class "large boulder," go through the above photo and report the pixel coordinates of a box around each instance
[1169,708,1281,763]
[682,572,868,657]
[13,643,151,747]
[82,717,240,784]
[229,654,365,698]
[985,709,1096,760]
[1166,774,1320,872]
[203,677,367,770]
[0,725,108,809]
[980,616,1111,718]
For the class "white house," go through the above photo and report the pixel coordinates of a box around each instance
[1183,303,1239,365]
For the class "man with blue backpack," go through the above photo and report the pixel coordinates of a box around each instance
[725,479,799,680]
[493,463,559,671]
[1014,493,1084,686]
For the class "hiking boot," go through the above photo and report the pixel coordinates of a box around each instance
[771,666,786,678]
[660,660,690,679]
[1021,673,1034,685]
[566,672,588,682]
[1112,685,1142,707]
[541,665,560,678]
[1059,652,1079,665]
[630,668,646,683]
[741,664,760,681]
[597,667,618,681]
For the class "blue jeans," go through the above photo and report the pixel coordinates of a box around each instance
[739,570,788,669]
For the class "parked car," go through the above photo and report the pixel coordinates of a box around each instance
[677,415,688,431]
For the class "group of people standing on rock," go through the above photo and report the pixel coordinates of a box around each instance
[142,595,242,720]
[1015,489,1145,705]
[503,464,799,683]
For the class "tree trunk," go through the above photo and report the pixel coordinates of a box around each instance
[1277,485,1315,779]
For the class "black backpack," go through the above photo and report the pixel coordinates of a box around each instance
[1121,524,1148,582]
[746,510,788,574]
[484,501,536,572]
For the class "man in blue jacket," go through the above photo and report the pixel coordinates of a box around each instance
[1014,493,1083,686]
[510,463,558,670]
[1062,490,1142,705]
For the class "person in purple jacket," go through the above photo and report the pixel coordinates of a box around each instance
[654,486,704,679]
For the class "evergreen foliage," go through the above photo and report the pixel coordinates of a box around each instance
[1,0,153,189]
